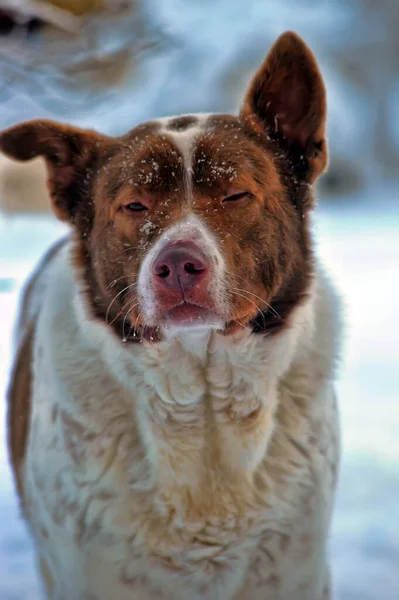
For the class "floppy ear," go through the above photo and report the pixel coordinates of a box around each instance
[0,119,110,225]
[241,31,327,183]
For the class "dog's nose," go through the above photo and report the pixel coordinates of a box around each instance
[153,242,208,293]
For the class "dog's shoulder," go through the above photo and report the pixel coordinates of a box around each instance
[8,236,69,501]
[16,236,69,343]
[7,317,35,501]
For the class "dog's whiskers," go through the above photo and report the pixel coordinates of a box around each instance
[105,283,137,325]
[107,274,138,290]
[230,289,264,316]
[121,299,140,342]
[231,285,281,319]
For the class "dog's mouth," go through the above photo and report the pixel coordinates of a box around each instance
[161,301,222,329]
[132,301,262,343]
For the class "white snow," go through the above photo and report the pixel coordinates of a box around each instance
[140,220,156,234]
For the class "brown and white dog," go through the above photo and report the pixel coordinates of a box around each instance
[2,31,341,600]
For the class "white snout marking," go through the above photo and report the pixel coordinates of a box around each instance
[138,214,227,330]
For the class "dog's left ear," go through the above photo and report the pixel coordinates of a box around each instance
[241,31,327,183]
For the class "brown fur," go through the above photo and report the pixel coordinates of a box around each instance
[241,31,328,184]
[67,112,316,342]
[7,319,35,499]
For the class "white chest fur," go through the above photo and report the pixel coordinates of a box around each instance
[23,245,340,600]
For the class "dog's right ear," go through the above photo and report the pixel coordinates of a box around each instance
[241,31,328,183]
[0,119,111,225]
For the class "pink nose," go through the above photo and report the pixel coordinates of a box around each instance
[153,242,208,293]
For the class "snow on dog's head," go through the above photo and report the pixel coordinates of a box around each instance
[0,32,327,342]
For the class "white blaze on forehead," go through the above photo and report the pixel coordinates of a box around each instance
[138,213,227,326]
[156,113,212,206]
[137,114,228,330]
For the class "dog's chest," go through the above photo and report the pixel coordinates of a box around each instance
[24,332,337,599]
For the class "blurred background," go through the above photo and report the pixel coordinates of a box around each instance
[0,1,398,598]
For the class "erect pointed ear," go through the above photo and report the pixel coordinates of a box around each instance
[0,119,111,225]
[241,31,327,183]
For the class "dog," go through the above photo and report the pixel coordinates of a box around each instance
[1,31,341,600]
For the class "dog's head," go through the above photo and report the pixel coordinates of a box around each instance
[0,32,327,342]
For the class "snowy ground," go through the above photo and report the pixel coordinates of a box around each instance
[0,187,398,599]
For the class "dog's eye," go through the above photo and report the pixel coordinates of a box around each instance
[125,202,148,212]
[222,191,251,203]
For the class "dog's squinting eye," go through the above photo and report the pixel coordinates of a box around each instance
[222,191,252,203]
[124,202,149,212]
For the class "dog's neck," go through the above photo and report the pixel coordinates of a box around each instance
[73,277,315,519]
